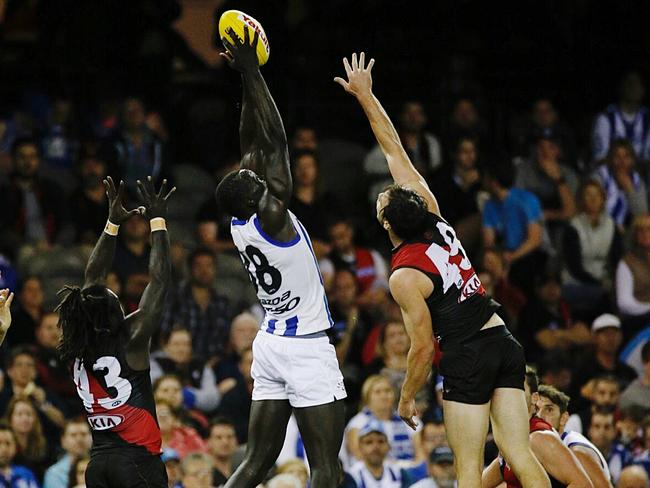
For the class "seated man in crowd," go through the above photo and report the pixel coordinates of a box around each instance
[208,417,241,487]
[586,409,633,484]
[43,419,92,488]
[348,421,403,488]
[566,375,621,435]
[411,447,457,488]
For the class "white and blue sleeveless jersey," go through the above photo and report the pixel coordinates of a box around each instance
[230,211,333,336]
[561,430,612,482]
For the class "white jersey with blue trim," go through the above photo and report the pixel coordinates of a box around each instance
[230,211,333,336]
[561,430,612,482]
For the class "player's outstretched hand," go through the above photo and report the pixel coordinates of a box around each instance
[105,176,143,224]
[398,395,419,431]
[221,26,260,73]
[334,52,375,99]
[136,176,176,219]
[0,289,14,338]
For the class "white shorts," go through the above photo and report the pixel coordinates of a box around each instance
[251,331,347,408]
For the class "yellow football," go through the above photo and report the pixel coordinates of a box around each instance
[218,10,270,66]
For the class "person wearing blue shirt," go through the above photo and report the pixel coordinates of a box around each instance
[0,423,39,488]
[482,163,547,294]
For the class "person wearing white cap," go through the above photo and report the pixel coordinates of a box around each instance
[570,313,637,413]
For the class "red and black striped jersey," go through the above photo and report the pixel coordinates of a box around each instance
[72,351,161,456]
[391,212,500,348]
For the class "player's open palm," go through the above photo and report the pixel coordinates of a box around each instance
[0,289,14,337]
[105,176,142,225]
[136,176,176,219]
[334,52,375,98]
[221,26,260,72]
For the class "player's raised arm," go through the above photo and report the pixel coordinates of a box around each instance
[125,177,175,370]
[0,289,14,346]
[222,27,292,234]
[84,176,142,287]
[335,53,441,216]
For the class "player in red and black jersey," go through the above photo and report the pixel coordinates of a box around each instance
[336,54,551,488]
[483,368,593,488]
[56,176,175,488]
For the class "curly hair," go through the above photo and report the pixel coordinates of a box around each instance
[215,169,264,219]
[382,185,429,240]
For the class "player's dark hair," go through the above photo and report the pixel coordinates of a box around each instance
[641,341,650,364]
[483,162,515,189]
[525,365,539,393]
[215,169,265,220]
[56,285,126,364]
[537,384,570,414]
[5,345,35,370]
[382,185,429,240]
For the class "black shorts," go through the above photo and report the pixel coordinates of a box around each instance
[86,451,168,488]
[439,325,525,404]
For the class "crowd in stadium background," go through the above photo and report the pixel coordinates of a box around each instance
[1,1,650,488]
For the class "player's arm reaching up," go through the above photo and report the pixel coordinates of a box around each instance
[84,176,142,288]
[335,53,441,217]
[221,27,295,239]
[125,177,175,370]
[0,289,14,346]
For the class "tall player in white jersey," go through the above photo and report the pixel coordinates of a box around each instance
[216,27,347,488]
[536,385,613,488]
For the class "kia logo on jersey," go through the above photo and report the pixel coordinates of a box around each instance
[88,414,124,431]
[458,273,482,303]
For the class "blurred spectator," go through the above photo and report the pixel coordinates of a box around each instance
[43,419,91,488]
[215,348,253,444]
[153,375,208,436]
[40,98,77,174]
[0,346,67,438]
[616,465,649,488]
[592,139,648,229]
[291,126,318,152]
[616,214,650,339]
[109,98,166,192]
[150,327,220,414]
[348,420,404,488]
[5,397,50,480]
[593,72,650,164]
[6,276,43,346]
[69,144,109,245]
[267,473,302,488]
[566,375,621,434]
[482,162,546,294]
[344,375,420,468]
[0,423,39,488]
[571,315,637,412]
[365,322,409,395]
[634,419,650,479]
[430,136,482,256]
[0,137,69,251]
[617,406,647,455]
[162,248,233,361]
[562,179,622,318]
[517,272,590,365]
[67,455,89,488]
[277,459,309,488]
[289,150,339,259]
[112,214,150,311]
[208,418,239,487]
[213,312,258,385]
[364,101,442,203]
[586,408,633,484]
[161,448,183,488]
[321,219,389,308]
[180,452,214,488]
[480,248,527,327]
[515,136,578,232]
[410,447,456,488]
[402,421,448,485]
[513,98,578,168]
[619,342,650,412]
[33,312,78,415]
[538,351,573,393]
[156,400,207,459]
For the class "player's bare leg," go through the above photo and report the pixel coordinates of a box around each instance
[443,400,491,488]
[490,388,551,488]
[224,400,293,488]
[294,400,346,488]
